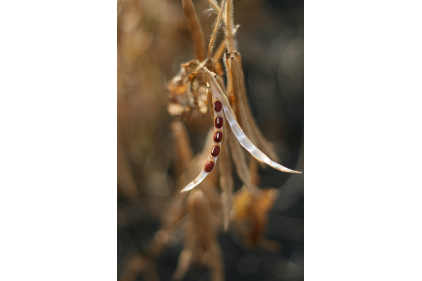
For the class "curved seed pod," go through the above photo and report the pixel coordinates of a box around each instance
[205,69,237,122]
[228,54,259,149]
[227,52,264,170]
[214,74,227,97]
[198,127,220,188]
[181,86,226,192]
[227,106,256,194]
[204,68,301,174]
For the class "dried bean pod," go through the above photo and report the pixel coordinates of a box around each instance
[181,0,205,61]
[204,68,301,174]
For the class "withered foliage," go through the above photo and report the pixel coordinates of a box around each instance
[167,59,223,120]
[118,0,303,280]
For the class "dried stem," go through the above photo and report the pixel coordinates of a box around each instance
[223,49,233,98]
[212,39,227,62]
[225,0,236,52]
[206,0,220,14]
[213,25,239,64]
[207,0,227,59]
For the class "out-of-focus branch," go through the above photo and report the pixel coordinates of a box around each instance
[182,0,206,61]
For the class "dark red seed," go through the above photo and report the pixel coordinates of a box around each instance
[213,131,222,143]
[214,101,222,112]
[204,161,214,172]
[211,145,220,157]
[215,117,223,128]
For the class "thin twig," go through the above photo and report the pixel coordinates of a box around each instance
[207,0,227,59]
[206,0,220,14]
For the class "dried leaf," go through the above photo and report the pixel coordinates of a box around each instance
[232,187,279,247]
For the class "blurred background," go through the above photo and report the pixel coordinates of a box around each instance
[117,0,304,280]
